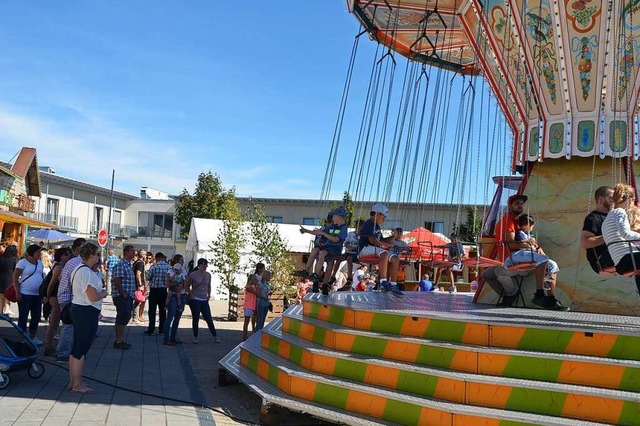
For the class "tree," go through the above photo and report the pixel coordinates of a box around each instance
[454,206,483,242]
[342,191,356,227]
[210,195,245,304]
[247,204,295,295]
[174,172,236,239]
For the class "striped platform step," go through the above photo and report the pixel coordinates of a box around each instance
[220,292,640,425]
[238,321,603,426]
[283,306,640,392]
[302,292,640,361]
[219,343,392,426]
[266,315,640,424]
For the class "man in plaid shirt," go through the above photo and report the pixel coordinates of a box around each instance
[144,252,171,336]
[111,245,136,350]
[55,238,86,363]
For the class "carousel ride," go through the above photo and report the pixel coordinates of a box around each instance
[220,1,640,424]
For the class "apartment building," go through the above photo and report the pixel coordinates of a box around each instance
[31,166,480,257]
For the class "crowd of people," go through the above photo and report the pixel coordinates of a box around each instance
[0,239,221,394]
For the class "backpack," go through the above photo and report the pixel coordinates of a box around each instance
[39,267,54,297]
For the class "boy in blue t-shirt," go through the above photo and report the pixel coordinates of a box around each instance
[358,203,402,296]
[295,206,348,295]
[417,274,434,292]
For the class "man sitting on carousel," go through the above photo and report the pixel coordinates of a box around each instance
[482,194,569,311]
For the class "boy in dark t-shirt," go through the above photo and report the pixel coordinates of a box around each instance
[295,207,348,295]
[358,203,402,296]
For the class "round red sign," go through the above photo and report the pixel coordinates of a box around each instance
[98,229,108,247]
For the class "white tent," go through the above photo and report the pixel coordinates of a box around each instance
[185,218,316,299]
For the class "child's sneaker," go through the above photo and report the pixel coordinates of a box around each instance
[321,283,330,296]
[449,285,457,293]
[390,282,404,297]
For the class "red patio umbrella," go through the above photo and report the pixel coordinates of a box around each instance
[401,227,450,261]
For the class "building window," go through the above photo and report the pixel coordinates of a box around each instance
[138,212,174,238]
[303,218,321,226]
[424,221,445,234]
[46,198,59,224]
[94,207,103,231]
[266,216,283,224]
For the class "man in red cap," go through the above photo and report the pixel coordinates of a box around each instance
[494,194,527,262]
[483,194,568,310]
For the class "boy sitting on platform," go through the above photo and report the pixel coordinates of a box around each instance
[358,203,402,296]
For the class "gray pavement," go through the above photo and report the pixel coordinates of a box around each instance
[0,299,261,426]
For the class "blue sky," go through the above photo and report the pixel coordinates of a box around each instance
[0,1,510,204]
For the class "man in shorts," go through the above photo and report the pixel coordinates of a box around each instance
[111,245,136,349]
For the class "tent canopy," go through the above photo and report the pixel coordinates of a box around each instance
[186,218,317,258]
[402,227,450,259]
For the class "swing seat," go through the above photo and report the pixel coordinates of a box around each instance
[358,254,381,265]
[462,256,502,268]
[325,254,345,263]
[505,261,538,272]
[431,260,458,269]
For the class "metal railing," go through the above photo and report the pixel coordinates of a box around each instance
[32,213,78,231]
[90,222,138,238]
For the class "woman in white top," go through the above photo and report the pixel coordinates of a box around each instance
[69,242,108,394]
[601,183,640,276]
[11,244,44,343]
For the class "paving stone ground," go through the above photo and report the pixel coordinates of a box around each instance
[0,300,271,426]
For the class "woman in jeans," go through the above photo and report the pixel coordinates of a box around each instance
[187,258,220,343]
[69,242,108,394]
[163,254,187,346]
[12,244,44,344]
[44,247,71,356]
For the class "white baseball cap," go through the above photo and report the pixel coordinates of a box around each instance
[371,203,389,218]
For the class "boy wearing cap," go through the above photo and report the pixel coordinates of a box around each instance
[358,203,402,296]
[297,206,348,295]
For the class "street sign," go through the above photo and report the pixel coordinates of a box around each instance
[98,229,108,247]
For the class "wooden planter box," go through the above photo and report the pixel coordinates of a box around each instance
[228,290,285,321]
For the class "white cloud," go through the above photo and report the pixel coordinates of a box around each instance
[0,105,330,200]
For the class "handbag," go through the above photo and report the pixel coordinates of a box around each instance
[134,289,146,303]
[4,285,16,303]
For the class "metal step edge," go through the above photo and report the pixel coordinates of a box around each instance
[219,343,395,426]
[264,320,640,402]
[284,306,640,368]
[240,331,607,426]
[302,293,640,336]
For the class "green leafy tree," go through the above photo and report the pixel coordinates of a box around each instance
[210,196,246,309]
[453,206,483,242]
[174,172,236,238]
[247,204,295,296]
[342,191,356,227]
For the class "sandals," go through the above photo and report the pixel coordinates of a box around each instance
[70,387,95,394]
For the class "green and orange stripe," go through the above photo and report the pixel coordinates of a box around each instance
[261,331,640,424]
